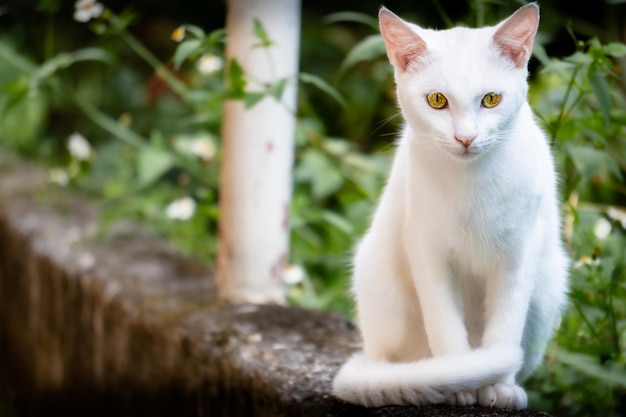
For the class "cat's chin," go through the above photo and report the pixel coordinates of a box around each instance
[445,147,484,162]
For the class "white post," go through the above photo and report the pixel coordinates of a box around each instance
[217,0,301,303]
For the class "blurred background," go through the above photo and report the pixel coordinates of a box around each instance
[0,0,625,415]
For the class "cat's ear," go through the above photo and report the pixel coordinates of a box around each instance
[379,7,427,72]
[493,3,539,68]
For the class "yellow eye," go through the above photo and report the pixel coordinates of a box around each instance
[482,92,501,108]
[427,92,448,109]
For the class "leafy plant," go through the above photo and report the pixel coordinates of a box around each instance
[524,37,626,417]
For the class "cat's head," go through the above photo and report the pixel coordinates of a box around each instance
[379,4,539,161]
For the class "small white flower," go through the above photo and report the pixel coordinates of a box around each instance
[593,217,612,240]
[190,137,216,161]
[573,255,601,269]
[48,168,69,186]
[197,54,223,75]
[74,0,104,22]
[166,196,196,221]
[283,264,306,285]
[68,132,92,161]
[607,207,626,229]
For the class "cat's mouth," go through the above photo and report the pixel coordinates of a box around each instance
[436,136,486,161]
[448,143,482,161]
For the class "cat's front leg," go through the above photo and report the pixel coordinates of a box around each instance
[477,264,533,409]
[411,254,478,405]
[406,246,478,406]
[407,247,470,357]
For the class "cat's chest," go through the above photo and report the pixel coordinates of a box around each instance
[459,192,525,241]
[410,166,539,254]
[451,181,540,259]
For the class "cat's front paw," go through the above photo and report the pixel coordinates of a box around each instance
[477,383,527,410]
[444,390,477,407]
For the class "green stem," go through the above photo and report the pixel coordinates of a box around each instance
[61,84,146,149]
[552,65,581,143]
[0,39,146,149]
[607,290,621,358]
[0,40,37,73]
[45,12,55,61]
[573,299,603,343]
[475,0,485,28]
[431,0,453,28]
[577,201,626,213]
[120,32,190,100]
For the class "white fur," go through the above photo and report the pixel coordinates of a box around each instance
[333,4,568,410]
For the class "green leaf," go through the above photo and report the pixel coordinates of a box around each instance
[252,19,273,48]
[227,59,246,98]
[70,48,114,64]
[565,51,593,65]
[603,42,626,58]
[182,24,206,40]
[0,39,36,73]
[137,147,174,186]
[31,48,113,89]
[1,77,30,113]
[338,35,386,77]
[555,348,626,388]
[567,144,623,182]
[299,72,347,108]
[553,119,578,143]
[295,150,344,200]
[323,138,351,156]
[323,11,379,30]
[579,126,607,146]
[268,78,288,101]
[588,73,611,127]
[532,43,551,67]
[321,210,354,235]
[172,39,201,69]
[207,28,227,45]
[244,92,265,108]
[0,78,47,150]
[109,9,137,33]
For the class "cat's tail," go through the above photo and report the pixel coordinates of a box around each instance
[332,344,523,407]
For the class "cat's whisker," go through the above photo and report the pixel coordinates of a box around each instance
[373,112,403,133]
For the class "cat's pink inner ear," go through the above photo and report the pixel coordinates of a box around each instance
[493,3,539,68]
[379,8,427,72]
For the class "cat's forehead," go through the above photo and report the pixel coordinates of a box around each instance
[405,25,517,93]
[418,25,497,53]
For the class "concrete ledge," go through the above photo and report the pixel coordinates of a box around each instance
[0,151,552,417]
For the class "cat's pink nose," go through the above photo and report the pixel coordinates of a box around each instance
[455,135,475,148]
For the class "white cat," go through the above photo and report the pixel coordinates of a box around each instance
[332,3,568,410]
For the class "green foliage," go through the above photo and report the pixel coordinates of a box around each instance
[252,19,274,48]
[338,35,386,78]
[526,36,626,417]
[298,72,347,108]
[0,2,625,416]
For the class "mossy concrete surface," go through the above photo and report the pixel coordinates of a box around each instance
[0,151,552,417]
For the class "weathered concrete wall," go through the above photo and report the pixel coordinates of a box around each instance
[0,151,553,417]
